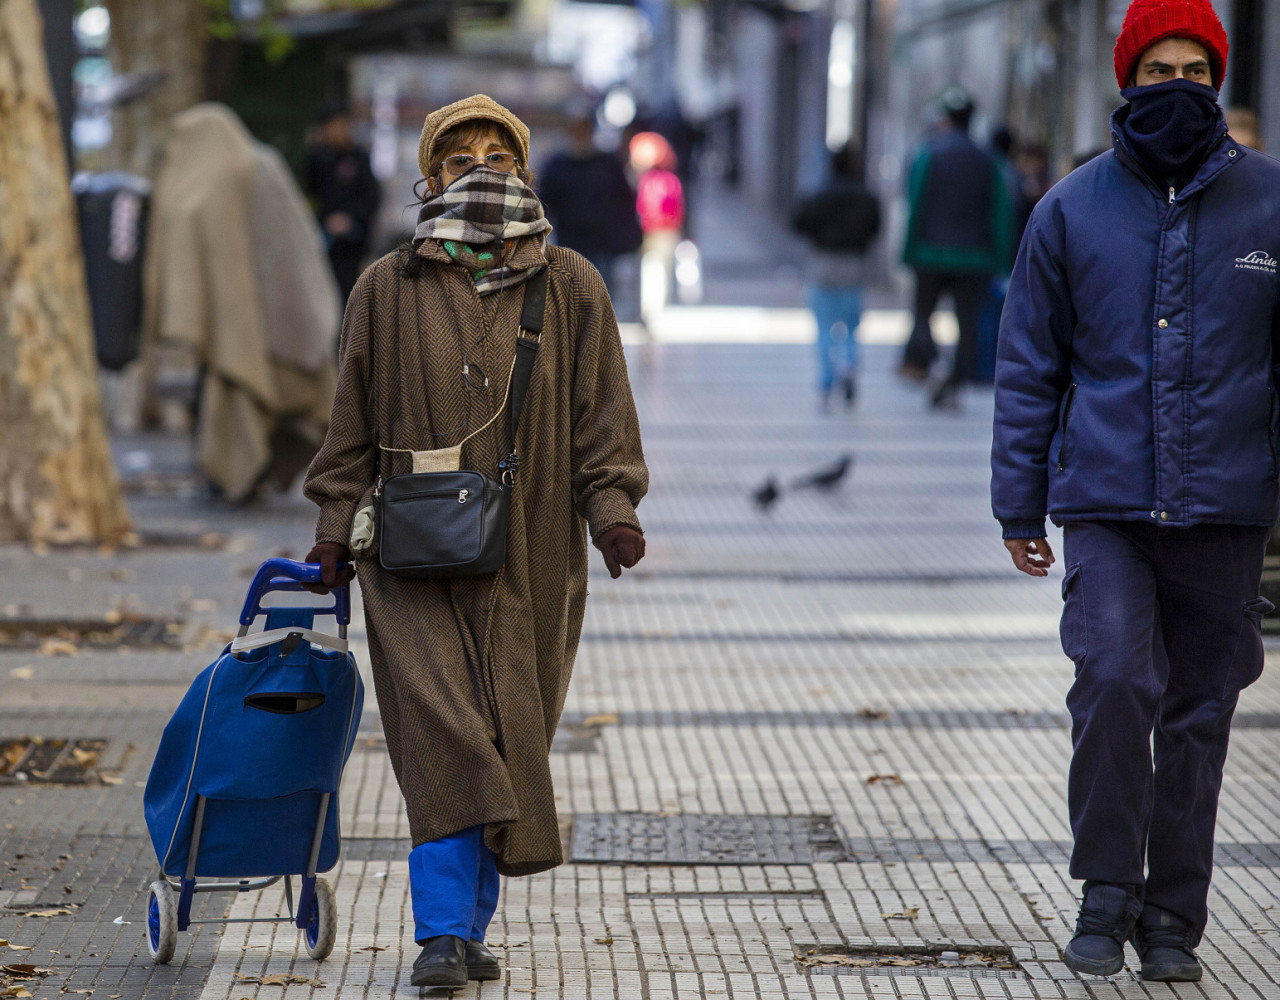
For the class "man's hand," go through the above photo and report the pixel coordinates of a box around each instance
[303,542,355,594]
[597,526,645,579]
[1005,537,1055,577]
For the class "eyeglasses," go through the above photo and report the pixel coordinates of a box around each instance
[443,152,517,174]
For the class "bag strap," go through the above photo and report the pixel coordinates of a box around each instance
[500,267,547,483]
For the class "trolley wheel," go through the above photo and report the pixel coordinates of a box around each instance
[303,877,337,961]
[146,880,178,964]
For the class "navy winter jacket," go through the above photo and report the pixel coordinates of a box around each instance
[991,107,1280,538]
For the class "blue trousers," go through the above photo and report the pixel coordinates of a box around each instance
[408,826,500,945]
[1060,521,1270,938]
[807,285,862,393]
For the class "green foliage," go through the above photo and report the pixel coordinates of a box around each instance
[202,0,296,62]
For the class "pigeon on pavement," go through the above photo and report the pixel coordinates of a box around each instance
[790,454,854,490]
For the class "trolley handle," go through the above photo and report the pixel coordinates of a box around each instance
[238,558,351,627]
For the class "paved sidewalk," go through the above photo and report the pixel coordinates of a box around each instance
[3,337,1280,1000]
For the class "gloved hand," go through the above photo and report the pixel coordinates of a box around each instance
[596,526,645,579]
[303,542,355,594]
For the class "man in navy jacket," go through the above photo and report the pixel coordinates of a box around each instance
[991,0,1280,983]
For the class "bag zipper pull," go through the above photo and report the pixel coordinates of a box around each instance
[373,475,383,499]
[458,489,470,503]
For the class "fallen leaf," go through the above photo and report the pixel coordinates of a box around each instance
[807,686,832,697]
[233,973,324,987]
[1,988,34,998]
[594,937,613,946]
[857,707,890,719]
[17,909,72,918]
[880,907,919,920]
[60,990,94,995]
[866,773,903,785]
[37,639,78,657]
[99,775,123,786]
[70,749,99,768]
[0,965,48,976]
[356,945,388,952]
[7,668,33,681]
[580,714,618,727]
[882,958,922,967]
[0,943,33,952]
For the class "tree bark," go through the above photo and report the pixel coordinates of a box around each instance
[0,0,132,546]
[104,0,208,176]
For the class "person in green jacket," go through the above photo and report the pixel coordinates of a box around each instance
[900,87,1013,408]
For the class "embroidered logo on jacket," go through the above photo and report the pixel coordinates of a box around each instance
[1235,250,1278,273]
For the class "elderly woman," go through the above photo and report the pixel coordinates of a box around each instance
[302,95,648,988]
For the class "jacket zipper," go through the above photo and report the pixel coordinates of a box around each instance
[1057,383,1078,472]
[1168,186,1176,205]
[1270,388,1278,474]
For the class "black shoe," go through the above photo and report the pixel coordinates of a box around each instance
[1131,905,1202,982]
[1063,884,1139,977]
[898,360,931,382]
[929,379,960,410]
[466,939,502,981]
[411,935,468,989]
[841,374,857,408]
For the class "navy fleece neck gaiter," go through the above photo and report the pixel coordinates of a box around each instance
[1119,77,1222,189]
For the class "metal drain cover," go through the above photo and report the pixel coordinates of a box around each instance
[0,738,109,785]
[571,813,850,865]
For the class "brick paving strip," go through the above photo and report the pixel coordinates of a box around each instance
[5,344,1280,999]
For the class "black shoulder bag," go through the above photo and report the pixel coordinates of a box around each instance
[374,268,547,579]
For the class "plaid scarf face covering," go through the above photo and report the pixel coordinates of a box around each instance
[414,165,550,294]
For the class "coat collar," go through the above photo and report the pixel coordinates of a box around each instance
[1109,102,1242,202]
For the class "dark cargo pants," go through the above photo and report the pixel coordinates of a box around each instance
[1060,520,1271,938]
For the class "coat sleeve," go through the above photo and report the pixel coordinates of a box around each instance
[303,265,378,545]
[566,261,649,543]
[990,207,1075,539]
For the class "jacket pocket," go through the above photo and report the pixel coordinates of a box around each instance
[1221,595,1275,698]
[1059,563,1087,663]
[1055,383,1078,472]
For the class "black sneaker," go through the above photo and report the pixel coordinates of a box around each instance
[1063,884,1139,977]
[411,934,468,989]
[1130,905,1202,982]
[465,939,502,981]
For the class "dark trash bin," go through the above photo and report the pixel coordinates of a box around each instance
[73,171,151,370]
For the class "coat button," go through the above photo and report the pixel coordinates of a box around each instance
[1160,511,1169,521]
[1150,511,1158,518]
[1158,318,1169,328]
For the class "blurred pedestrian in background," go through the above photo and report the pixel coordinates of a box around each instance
[992,0,1280,983]
[302,95,648,989]
[631,131,685,324]
[900,86,1012,408]
[539,106,642,300]
[1225,106,1264,151]
[306,103,382,308]
[143,103,340,503]
[791,142,881,410]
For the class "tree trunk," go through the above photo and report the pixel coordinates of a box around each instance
[0,0,132,546]
[104,0,208,176]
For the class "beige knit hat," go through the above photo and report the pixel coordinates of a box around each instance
[417,94,531,178]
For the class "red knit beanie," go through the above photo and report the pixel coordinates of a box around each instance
[1113,0,1228,90]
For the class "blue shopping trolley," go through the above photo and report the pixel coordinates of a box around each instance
[142,558,364,964]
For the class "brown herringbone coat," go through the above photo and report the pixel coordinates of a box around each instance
[304,238,646,876]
